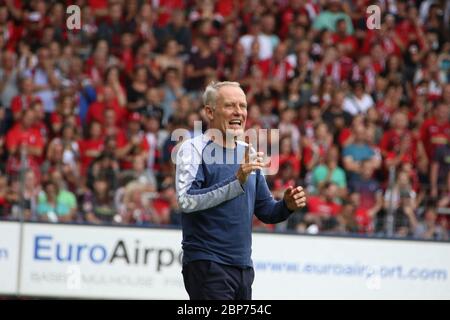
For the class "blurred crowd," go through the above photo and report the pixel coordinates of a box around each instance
[0,0,449,240]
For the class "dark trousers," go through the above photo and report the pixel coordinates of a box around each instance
[182,260,255,300]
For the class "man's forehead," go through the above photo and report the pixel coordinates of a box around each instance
[218,86,246,102]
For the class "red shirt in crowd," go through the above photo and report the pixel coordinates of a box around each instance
[265,59,294,82]
[355,207,373,233]
[275,154,301,177]
[6,123,45,161]
[10,95,41,118]
[420,117,450,160]
[323,58,354,83]
[88,0,108,12]
[362,29,402,57]
[307,195,342,217]
[379,129,418,163]
[273,178,296,195]
[278,2,318,39]
[86,100,128,127]
[78,138,104,175]
[155,0,185,27]
[215,0,235,18]
[152,197,171,224]
[332,33,358,56]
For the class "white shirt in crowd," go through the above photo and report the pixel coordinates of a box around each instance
[238,34,279,61]
[343,94,374,116]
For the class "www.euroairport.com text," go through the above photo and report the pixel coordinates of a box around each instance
[254,261,447,281]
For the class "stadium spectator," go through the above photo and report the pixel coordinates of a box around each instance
[336,199,359,234]
[430,142,450,200]
[302,181,342,233]
[343,80,374,116]
[6,108,44,164]
[163,9,192,55]
[126,65,150,112]
[0,50,19,112]
[271,135,301,180]
[41,169,77,222]
[86,151,119,193]
[116,112,149,170]
[414,206,449,241]
[161,67,186,125]
[342,121,380,184]
[419,102,450,163]
[37,180,74,223]
[384,170,418,212]
[393,190,419,238]
[185,36,218,95]
[312,0,353,35]
[10,76,39,123]
[322,90,353,139]
[82,175,116,224]
[79,120,103,175]
[380,111,418,169]
[117,177,155,225]
[311,145,347,199]
[23,47,61,115]
[272,161,298,202]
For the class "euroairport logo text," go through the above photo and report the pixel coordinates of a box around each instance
[33,235,182,271]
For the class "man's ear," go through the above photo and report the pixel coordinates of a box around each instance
[204,105,214,122]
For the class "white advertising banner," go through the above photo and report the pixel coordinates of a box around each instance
[6,222,450,299]
[0,221,20,295]
[252,233,450,300]
[19,223,187,299]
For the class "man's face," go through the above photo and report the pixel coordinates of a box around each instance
[337,20,346,34]
[3,51,15,69]
[353,124,366,142]
[22,78,33,94]
[104,110,116,126]
[206,86,247,140]
[393,112,407,130]
[22,110,35,128]
[436,104,449,120]
[324,184,337,200]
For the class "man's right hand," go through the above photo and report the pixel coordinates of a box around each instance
[236,142,270,186]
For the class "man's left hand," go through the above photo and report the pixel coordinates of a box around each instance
[284,186,307,212]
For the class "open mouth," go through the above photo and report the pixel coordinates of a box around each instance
[228,119,242,128]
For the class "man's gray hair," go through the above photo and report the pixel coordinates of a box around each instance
[203,81,241,109]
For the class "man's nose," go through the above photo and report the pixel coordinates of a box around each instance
[233,105,244,116]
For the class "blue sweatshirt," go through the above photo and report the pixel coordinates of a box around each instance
[175,134,292,268]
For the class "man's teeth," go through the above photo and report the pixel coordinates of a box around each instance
[229,120,241,125]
